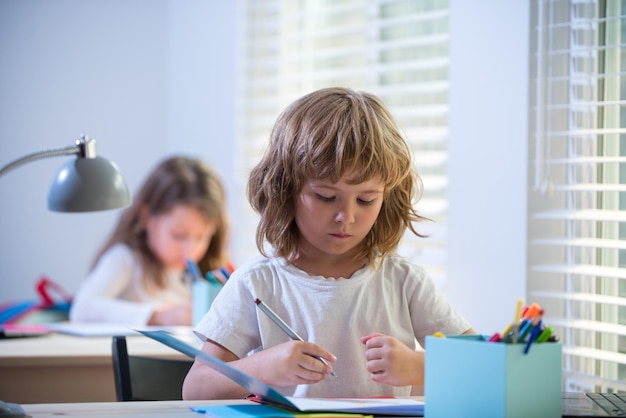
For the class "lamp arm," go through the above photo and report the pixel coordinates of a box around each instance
[0,134,97,177]
[0,145,80,177]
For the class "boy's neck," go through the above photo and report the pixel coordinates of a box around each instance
[292,255,368,279]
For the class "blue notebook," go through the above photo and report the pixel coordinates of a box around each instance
[139,330,424,416]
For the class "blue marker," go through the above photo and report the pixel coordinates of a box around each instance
[219,267,231,280]
[186,259,210,283]
[524,320,543,354]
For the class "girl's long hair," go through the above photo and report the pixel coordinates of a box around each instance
[92,156,229,288]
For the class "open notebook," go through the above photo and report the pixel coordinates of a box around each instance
[138,330,424,416]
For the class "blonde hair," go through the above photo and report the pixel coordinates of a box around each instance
[93,156,229,288]
[247,87,427,266]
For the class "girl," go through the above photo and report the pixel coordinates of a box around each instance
[70,156,229,326]
[183,87,474,399]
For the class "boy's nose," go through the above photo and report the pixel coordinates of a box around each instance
[335,203,356,224]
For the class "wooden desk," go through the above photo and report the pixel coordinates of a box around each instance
[0,330,195,404]
[22,400,250,418]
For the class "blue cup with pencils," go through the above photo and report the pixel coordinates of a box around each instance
[186,259,234,326]
[424,300,562,418]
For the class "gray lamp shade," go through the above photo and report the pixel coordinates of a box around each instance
[47,155,131,212]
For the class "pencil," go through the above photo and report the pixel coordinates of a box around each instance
[511,298,524,343]
[254,298,337,378]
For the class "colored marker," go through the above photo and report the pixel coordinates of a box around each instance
[205,271,223,285]
[523,303,542,320]
[518,312,543,342]
[536,326,553,343]
[186,259,211,282]
[524,320,543,354]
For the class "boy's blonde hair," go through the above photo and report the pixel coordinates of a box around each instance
[247,87,427,266]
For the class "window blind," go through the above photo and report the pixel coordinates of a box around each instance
[528,0,626,392]
[235,0,451,288]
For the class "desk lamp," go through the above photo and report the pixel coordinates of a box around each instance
[0,134,131,212]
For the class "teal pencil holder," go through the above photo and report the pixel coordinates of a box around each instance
[192,280,222,326]
[425,334,562,418]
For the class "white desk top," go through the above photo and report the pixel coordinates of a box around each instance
[21,398,427,417]
[21,399,250,418]
[0,326,197,367]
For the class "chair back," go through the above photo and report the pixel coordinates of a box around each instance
[111,335,193,401]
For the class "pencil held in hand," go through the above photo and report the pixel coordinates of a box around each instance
[254,298,337,377]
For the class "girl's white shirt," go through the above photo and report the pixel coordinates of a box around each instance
[70,243,190,326]
[193,254,471,398]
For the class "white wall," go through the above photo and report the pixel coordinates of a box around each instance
[447,0,530,333]
[0,0,529,335]
[0,0,238,302]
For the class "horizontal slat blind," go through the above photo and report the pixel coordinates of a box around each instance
[235,0,451,288]
[528,0,626,392]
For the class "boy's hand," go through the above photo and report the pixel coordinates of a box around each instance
[360,333,424,387]
[254,340,335,387]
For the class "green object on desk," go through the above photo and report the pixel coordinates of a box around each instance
[424,334,562,418]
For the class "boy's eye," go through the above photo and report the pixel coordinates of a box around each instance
[316,194,375,206]
[316,194,335,202]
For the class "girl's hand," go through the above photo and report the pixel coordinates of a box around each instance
[148,304,192,326]
[253,340,336,387]
[360,333,424,387]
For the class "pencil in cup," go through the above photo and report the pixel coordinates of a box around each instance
[511,298,524,343]
[254,298,337,378]
[186,259,206,282]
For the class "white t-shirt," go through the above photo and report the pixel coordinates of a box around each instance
[193,254,471,398]
[70,243,191,326]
